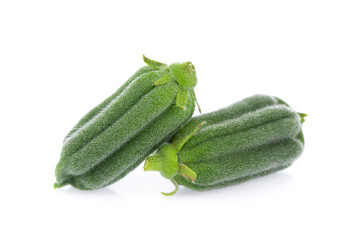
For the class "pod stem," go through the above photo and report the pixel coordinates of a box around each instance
[162,179,179,196]
[144,122,205,195]
[144,56,199,112]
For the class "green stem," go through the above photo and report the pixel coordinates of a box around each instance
[162,179,179,196]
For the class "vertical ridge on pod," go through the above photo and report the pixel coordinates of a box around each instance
[70,95,195,190]
[61,70,167,157]
[56,83,178,183]
[63,66,155,142]
[171,94,279,141]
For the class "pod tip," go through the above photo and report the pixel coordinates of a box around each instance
[54,182,66,189]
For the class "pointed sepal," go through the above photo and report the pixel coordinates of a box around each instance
[154,74,173,86]
[143,55,168,69]
[179,163,197,182]
[143,155,163,172]
[298,113,307,123]
[191,89,201,113]
[176,87,189,110]
[173,121,206,152]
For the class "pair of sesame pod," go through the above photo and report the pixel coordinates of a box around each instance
[55,56,305,195]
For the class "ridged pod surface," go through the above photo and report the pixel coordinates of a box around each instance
[144,95,305,195]
[55,56,199,190]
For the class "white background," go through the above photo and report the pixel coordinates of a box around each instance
[1,1,360,239]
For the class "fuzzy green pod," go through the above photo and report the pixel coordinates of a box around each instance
[144,95,305,195]
[54,56,200,190]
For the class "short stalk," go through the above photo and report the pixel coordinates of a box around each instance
[144,122,206,195]
[161,179,179,196]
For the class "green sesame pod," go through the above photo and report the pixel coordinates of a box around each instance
[54,56,199,190]
[144,95,305,195]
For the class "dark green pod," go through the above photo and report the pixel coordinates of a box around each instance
[144,95,305,195]
[55,56,199,190]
